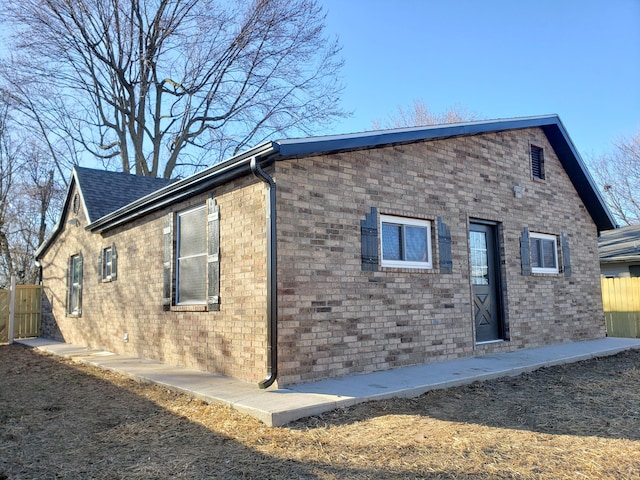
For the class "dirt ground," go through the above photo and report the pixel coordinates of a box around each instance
[1,344,639,479]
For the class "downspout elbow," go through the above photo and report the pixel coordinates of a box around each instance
[250,157,278,389]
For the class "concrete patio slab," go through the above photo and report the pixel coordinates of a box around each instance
[15,336,640,427]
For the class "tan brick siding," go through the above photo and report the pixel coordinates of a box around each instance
[40,177,268,384]
[274,127,605,385]
[40,126,605,388]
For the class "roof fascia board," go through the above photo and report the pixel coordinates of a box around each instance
[88,142,276,233]
[600,257,640,264]
[35,171,81,260]
[72,167,93,224]
[540,119,616,231]
[273,115,560,157]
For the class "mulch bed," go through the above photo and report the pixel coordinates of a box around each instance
[1,343,639,479]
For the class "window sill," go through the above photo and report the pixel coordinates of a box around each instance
[380,266,435,273]
[170,304,208,312]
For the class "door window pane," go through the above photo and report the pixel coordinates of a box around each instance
[470,231,489,285]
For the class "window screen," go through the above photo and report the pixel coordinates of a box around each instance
[177,205,207,304]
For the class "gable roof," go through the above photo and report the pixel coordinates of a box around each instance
[599,225,640,263]
[35,167,174,260]
[36,114,616,260]
[270,115,616,232]
[74,166,175,223]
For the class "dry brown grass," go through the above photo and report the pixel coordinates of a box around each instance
[1,343,639,479]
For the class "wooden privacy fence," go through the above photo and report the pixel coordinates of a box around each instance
[0,284,42,343]
[601,277,640,338]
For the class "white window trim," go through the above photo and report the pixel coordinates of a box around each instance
[69,254,82,315]
[379,214,433,269]
[176,204,207,306]
[530,232,559,274]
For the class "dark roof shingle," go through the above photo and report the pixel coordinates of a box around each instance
[74,166,174,222]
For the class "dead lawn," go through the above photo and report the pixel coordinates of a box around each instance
[1,343,639,479]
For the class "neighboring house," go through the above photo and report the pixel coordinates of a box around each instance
[35,115,616,388]
[599,225,640,278]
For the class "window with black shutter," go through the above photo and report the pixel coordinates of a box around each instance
[98,243,117,282]
[531,145,545,180]
[176,205,207,305]
[162,199,220,310]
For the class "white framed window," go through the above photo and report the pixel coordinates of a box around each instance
[98,243,117,282]
[380,215,432,269]
[67,253,83,316]
[176,205,207,305]
[103,246,113,280]
[102,247,112,280]
[530,232,558,274]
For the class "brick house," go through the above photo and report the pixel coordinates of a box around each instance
[35,115,615,388]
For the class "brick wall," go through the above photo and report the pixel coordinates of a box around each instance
[40,176,269,384]
[274,127,605,385]
[40,126,606,388]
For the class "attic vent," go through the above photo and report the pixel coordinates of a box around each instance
[531,145,545,180]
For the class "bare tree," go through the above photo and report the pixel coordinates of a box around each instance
[0,74,79,189]
[1,0,345,179]
[0,94,65,286]
[373,99,480,130]
[0,97,19,285]
[591,133,640,226]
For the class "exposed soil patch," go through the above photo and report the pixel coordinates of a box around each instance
[1,343,639,479]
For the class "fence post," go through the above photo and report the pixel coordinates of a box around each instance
[8,275,16,344]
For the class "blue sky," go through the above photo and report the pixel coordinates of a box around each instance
[319,0,640,160]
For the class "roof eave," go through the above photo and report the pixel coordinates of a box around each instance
[600,256,640,264]
[88,142,277,233]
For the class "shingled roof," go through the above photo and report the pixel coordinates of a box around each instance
[74,167,174,223]
[599,225,640,263]
[35,167,175,260]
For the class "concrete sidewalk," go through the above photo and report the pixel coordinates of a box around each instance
[16,337,640,427]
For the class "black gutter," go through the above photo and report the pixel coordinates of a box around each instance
[88,142,275,234]
[250,157,278,389]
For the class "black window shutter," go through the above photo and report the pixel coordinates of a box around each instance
[361,207,378,271]
[162,213,173,311]
[77,253,83,316]
[207,198,221,311]
[97,249,103,282]
[520,227,532,276]
[111,242,118,280]
[437,216,452,274]
[561,232,571,277]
